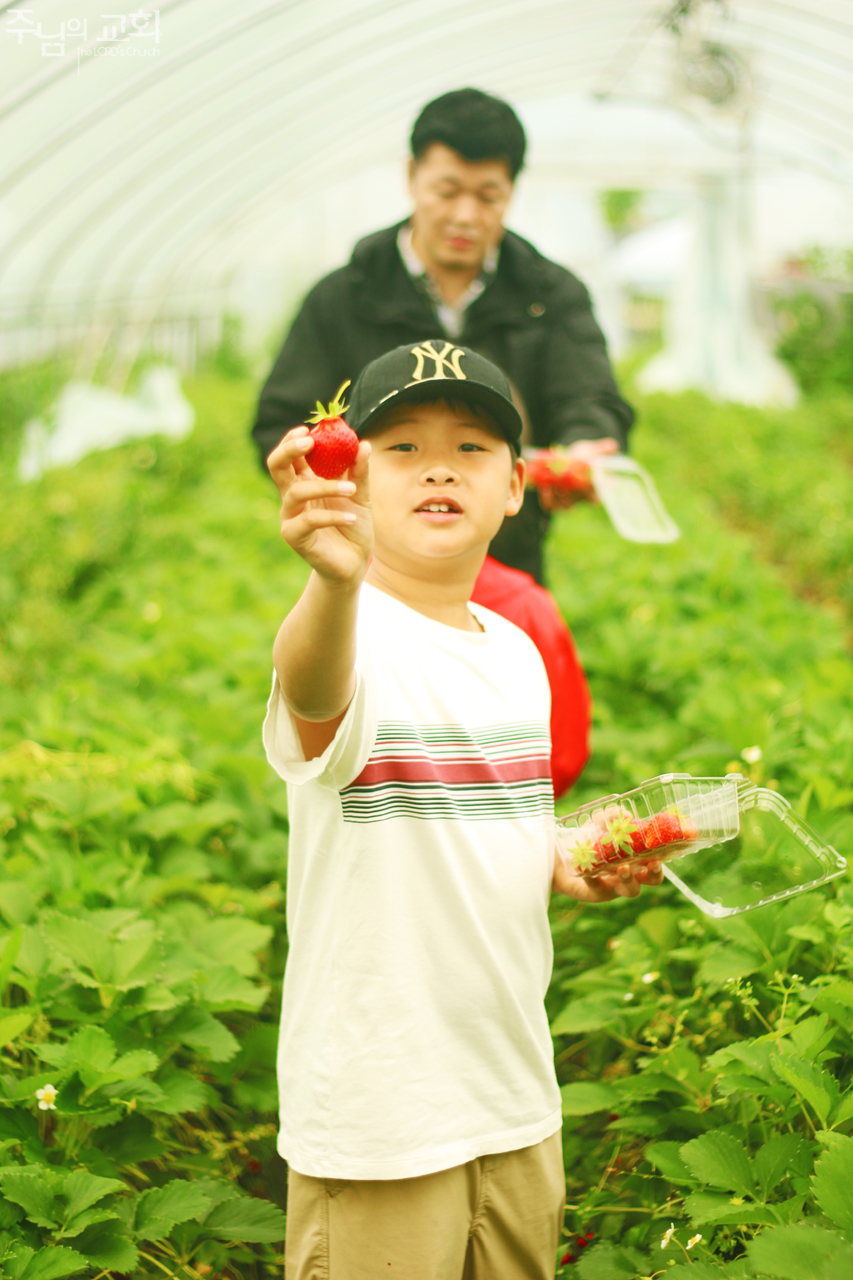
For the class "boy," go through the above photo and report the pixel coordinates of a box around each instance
[264,343,662,1280]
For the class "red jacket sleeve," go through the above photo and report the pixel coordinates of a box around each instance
[471,556,591,799]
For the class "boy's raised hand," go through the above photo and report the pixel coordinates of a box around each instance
[268,426,372,584]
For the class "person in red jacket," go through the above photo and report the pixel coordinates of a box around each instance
[471,556,591,798]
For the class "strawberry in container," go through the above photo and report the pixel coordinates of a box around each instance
[561,805,700,878]
[524,447,593,496]
[556,773,848,915]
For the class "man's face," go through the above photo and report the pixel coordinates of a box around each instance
[408,144,514,274]
[365,401,524,577]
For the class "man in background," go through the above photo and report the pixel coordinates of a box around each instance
[252,87,633,585]
[251,88,634,794]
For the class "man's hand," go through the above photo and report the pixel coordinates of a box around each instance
[537,437,619,512]
[552,855,664,902]
[268,426,372,585]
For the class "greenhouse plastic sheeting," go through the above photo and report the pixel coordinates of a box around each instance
[0,0,852,318]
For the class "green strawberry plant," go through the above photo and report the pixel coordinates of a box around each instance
[545,388,853,1276]
[1,365,852,1276]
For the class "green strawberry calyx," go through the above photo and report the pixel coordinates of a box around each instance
[307,380,351,425]
[570,838,600,874]
[604,814,639,854]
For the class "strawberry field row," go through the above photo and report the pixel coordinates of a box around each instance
[1,371,852,1277]
[545,391,853,1277]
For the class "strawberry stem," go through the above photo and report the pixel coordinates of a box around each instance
[307,380,351,423]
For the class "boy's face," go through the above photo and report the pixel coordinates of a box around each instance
[364,401,524,576]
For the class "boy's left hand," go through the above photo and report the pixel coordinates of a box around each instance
[552,857,664,902]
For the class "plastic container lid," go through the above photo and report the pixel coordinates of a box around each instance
[589,455,680,543]
[555,772,847,916]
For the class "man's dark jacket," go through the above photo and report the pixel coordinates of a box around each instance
[252,221,633,582]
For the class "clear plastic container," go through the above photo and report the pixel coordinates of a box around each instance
[555,772,847,916]
[589,455,681,544]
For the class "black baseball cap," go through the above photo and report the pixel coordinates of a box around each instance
[346,341,523,456]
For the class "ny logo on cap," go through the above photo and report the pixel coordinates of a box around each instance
[406,341,467,387]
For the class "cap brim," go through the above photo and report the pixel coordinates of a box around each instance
[353,379,522,454]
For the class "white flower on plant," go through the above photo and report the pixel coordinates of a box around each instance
[642,972,659,984]
[624,992,634,1001]
[741,746,762,764]
[36,1084,57,1111]
[687,1234,703,1250]
[660,1224,675,1249]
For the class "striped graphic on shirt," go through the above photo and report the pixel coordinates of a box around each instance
[340,721,553,823]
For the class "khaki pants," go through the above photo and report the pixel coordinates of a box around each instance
[284,1130,565,1280]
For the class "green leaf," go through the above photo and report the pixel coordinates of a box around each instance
[754,1134,803,1198]
[747,1223,853,1280]
[575,1241,645,1279]
[773,1053,838,1126]
[61,1170,124,1223]
[0,926,24,994]
[637,907,679,949]
[683,1192,780,1226]
[550,993,625,1035]
[0,1169,58,1228]
[2,1244,36,1279]
[107,1049,160,1080]
[0,883,36,927]
[190,1176,240,1216]
[58,1207,120,1240]
[0,1010,33,1046]
[134,1180,212,1241]
[772,1196,806,1224]
[66,1025,117,1072]
[167,1006,239,1061]
[697,947,764,987]
[199,963,268,1011]
[151,1069,207,1115]
[812,1134,853,1234]
[559,1082,618,1115]
[110,932,161,990]
[190,917,272,976]
[134,800,241,841]
[787,924,826,944]
[16,1246,88,1280]
[645,1141,699,1185]
[102,1076,166,1107]
[788,1013,833,1059]
[707,1039,777,1082]
[40,913,112,982]
[200,1194,286,1242]
[831,1091,853,1127]
[666,1266,741,1280]
[680,1132,755,1196]
[73,1221,139,1271]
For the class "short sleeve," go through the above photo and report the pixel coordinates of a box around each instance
[262,661,377,791]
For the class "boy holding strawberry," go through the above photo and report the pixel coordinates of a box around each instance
[264,342,662,1280]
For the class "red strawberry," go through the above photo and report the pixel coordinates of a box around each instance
[306,381,359,479]
[590,813,645,863]
[643,811,699,849]
[526,449,591,492]
[568,806,699,876]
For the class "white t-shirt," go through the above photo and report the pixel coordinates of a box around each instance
[263,583,562,1180]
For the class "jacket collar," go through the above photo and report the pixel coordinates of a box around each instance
[346,221,553,330]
